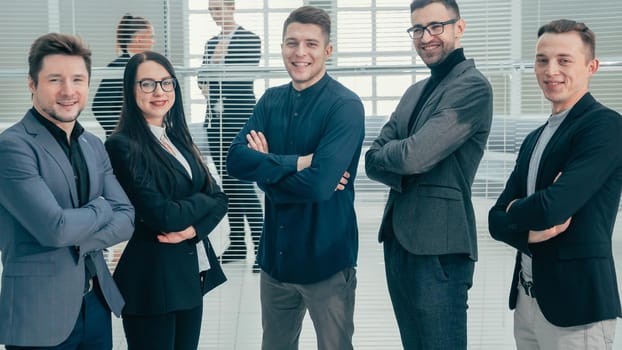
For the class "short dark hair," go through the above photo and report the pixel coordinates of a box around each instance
[282,6,331,43]
[410,0,460,18]
[28,33,92,86]
[116,13,152,53]
[537,19,596,60]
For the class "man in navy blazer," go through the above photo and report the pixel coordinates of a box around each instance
[0,33,134,349]
[489,19,622,348]
[365,1,492,348]
[198,0,264,268]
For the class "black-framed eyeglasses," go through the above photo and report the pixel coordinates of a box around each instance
[407,18,459,39]
[136,78,177,93]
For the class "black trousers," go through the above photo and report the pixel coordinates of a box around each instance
[122,304,203,350]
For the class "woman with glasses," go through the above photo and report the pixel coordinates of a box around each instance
[105,51,228,349]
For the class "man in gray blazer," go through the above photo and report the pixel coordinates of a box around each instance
[0,33,134,349]
[365,1,492,349]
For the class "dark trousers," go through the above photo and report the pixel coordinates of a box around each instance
[206,120,263,250]
[6,285,112,350]
[122,304,203,350]
[384,235,474,350]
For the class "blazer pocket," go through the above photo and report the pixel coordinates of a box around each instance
[4,261,56,276]
[557,243,611,260]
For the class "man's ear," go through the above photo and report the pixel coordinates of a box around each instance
[587,57,600,76]
[455,18,466,39]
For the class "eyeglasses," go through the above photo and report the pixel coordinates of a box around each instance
[407,18,459,39]
[136,78,177,93]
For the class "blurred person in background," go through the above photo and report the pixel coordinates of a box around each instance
[92,13,154,137]
[198,0,264,270]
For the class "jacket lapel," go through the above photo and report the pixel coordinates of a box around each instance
[398,81,426,139]
[536,93,595,187]
[409,60,475,135]
[79,134,100,201]
[22,112,79,207]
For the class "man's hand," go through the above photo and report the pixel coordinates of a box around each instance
[528,217,571,243]
[297,153,313,172]
[158,226,197,244]
[247,130,269,154]
[335,171,350,191]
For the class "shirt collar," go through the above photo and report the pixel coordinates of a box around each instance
[547,108,570,128]
[148,123,166,141]
[289,72,330,97]
[30,107,84,142]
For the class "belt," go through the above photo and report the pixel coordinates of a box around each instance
[519,273,536,298]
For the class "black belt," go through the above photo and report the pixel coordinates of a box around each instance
[519,273,536,298]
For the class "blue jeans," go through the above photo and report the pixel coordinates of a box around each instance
[384,235,474,350]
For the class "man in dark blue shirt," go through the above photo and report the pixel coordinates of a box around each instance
[227,6,364,350]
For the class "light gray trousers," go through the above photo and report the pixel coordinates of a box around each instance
[514,285,616,350]
[260,268,356,350]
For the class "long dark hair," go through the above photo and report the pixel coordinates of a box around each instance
[115,51,214,194]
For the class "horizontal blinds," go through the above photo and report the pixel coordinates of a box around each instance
[0,1,621,349]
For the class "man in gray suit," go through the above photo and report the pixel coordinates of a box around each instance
[0,33,134,349]
[365,0,492,349]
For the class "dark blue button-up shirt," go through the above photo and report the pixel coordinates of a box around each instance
[227,73,365,284]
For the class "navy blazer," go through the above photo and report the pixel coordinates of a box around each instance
[0,111,134,346]
[198,26,260,122]
[92,52,131,136]
[105,132,228,316]
[489,93,622,327]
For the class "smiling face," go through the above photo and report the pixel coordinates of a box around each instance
[281,22,332,91]
[535,31,599,114]
[29,54,89,134]
[134,60,175,126]
[411,2,464,67]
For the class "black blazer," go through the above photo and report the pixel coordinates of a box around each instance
[198,26,260,124]
[489,93,622,327]
[92,53,130,137]
[105,132,228,316]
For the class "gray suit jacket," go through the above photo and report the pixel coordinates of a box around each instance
[0,111,134,347]
[365,59,492,259]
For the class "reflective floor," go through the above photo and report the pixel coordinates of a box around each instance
[106,193,622,349]
[0,192,620,349]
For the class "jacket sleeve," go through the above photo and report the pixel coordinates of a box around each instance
[367,76,492,178]
[0,131,121,249]
[365,109,408,192]
[105,135,224,234]
[488,156,531,254]
[505,109,622,231]
[193,177,228,242]
[75,135,135,254]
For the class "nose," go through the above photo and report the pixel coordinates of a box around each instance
[59,79,75,95]
[544,61,559,76]
[294,43,306,56]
